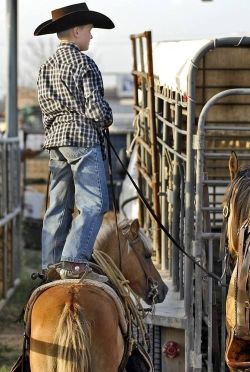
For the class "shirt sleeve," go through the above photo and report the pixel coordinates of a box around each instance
[82,64,113,128]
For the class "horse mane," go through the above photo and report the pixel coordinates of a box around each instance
[223,167,250,255]
[95,212,125,248]
[95,212,152,256]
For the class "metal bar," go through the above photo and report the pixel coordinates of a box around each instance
[203,180,232,185]
[6,0,18,138]
[207,239,213,372]
[193,89,206,370]
[220,267,227,372]
[194,260,203,371]
[201,207,222,212]
[172,97,182,291]
[0,208,21,228]
[204,152,250,159]
[179,161,185,300]
[0,137,19,144]
[205,126,250,131]
[139,35,150,234]
[155,92,188,108]
[206,120,250,124]
[201,233,221,239]
[131,38,138,107]
[155,113,188,135]
[145,31,161,264]
[156,137,187,162]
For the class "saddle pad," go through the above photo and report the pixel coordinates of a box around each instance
[24,279,128,336]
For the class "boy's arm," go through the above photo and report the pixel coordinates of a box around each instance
[83,67,113,128]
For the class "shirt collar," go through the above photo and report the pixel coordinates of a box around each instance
[58,42,80,52]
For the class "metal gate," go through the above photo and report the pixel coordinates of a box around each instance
[130,31,161,264]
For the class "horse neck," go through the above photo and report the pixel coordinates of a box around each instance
[95,224,127,267]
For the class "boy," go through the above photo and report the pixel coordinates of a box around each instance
[34,3,114,280]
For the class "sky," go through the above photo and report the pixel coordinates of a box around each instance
[1,0,250,97]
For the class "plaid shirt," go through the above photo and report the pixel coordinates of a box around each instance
[37,42,113,149]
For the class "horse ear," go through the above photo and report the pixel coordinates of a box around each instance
[121,218,140,240]
[229,151,238,181]
[130,219,140,235]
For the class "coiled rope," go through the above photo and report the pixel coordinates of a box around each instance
[92,250,149,349]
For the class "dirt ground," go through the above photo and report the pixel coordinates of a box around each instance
[0,249,41,371]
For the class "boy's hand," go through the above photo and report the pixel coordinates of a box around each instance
[103,117,113,128]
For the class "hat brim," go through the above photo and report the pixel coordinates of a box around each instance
[34,10,114,36]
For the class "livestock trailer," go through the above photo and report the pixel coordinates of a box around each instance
[128,32,250,371]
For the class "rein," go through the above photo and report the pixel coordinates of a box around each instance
[104,131,226,287]
[105,129,122,271]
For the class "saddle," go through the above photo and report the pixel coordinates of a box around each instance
[225,221,250,371]
[11,279,127,372]
[11,276,153,372]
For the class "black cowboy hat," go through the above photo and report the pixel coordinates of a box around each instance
[34,2,114,36]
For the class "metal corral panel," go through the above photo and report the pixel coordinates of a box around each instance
[0,139,21,309]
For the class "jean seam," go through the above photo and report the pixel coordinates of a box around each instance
[81,149,101,254]
[52,182,72,263]
[94,148,103,214]
[85,215,98,258]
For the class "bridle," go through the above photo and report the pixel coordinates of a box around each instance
[128,235,159,304]
[220,173,250,273]
[219,204,231,274]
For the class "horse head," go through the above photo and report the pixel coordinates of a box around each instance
[223,152,250,258]
[117,217,168,305]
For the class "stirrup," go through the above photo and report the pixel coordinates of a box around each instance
[58,262,108,283]
[79,270,108,283]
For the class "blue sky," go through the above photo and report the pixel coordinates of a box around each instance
[1,0,250,97]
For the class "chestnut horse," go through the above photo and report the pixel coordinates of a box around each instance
[223,153,250,370]
[29,213,168,372]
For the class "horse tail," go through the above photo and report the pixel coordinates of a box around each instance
[49,301,91,372]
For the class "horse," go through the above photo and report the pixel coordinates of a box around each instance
[223,153,250,371]
[29,213,168,372]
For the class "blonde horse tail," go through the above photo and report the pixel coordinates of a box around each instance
[49,301,91,372]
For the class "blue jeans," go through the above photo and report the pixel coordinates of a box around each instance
[42,145,109,269]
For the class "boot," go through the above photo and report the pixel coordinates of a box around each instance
[42,267,61,282]
[59,262,108,283]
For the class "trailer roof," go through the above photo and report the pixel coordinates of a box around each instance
[153,39,210,94]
